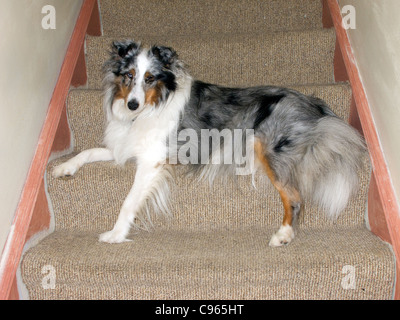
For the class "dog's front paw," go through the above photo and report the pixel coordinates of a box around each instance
[52,161,79,178]
[99,229,132,244]
[269,225,294,247]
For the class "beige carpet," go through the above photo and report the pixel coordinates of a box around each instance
[86,30,336,89]
[21,0,395,299]
[22,228,393,300]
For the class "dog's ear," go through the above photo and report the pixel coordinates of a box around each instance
[151,46,177,69]
[112,40,140,58]
[104,40,140,76]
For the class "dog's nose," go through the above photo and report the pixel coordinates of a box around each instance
[127,100,139,110]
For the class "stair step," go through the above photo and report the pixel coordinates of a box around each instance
[85,29,336,89]
[66,84,353,153]
[46,154,370,232]
[21,227,394,299]
[99,0,324,38]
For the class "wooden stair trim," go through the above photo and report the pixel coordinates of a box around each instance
[326,0,400,299]
[0,0,101,300]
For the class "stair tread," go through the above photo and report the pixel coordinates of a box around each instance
[21,227,394,299]
[47,151,370,233]
[86,29,336,89]
[99,0,324,37]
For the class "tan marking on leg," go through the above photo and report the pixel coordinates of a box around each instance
[254,139,301,228]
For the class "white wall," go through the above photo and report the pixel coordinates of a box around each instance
[339,0,400,209]
[0,0,83,254]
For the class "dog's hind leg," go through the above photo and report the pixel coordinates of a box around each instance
[268,186,302,247]
[254,139,302,247]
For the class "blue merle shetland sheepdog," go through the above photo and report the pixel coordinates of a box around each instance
[53,40,366,246]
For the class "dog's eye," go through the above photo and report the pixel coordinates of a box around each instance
[145,74,155,84]
[123,73,133,85]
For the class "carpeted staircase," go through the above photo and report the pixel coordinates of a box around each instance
[21,0,395,299]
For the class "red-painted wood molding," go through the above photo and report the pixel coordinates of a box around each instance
[325,0,400,299]
[0,0,101,300]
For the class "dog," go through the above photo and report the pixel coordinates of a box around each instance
[53,40,366,246]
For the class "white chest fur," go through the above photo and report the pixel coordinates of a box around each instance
[103,75,192,166]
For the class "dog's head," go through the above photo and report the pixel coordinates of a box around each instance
[103,40,180,120]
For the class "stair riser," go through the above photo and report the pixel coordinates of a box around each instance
[86,30,335,89]
[99,0,323,37]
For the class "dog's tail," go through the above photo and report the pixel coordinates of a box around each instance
[297,116,366,219]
